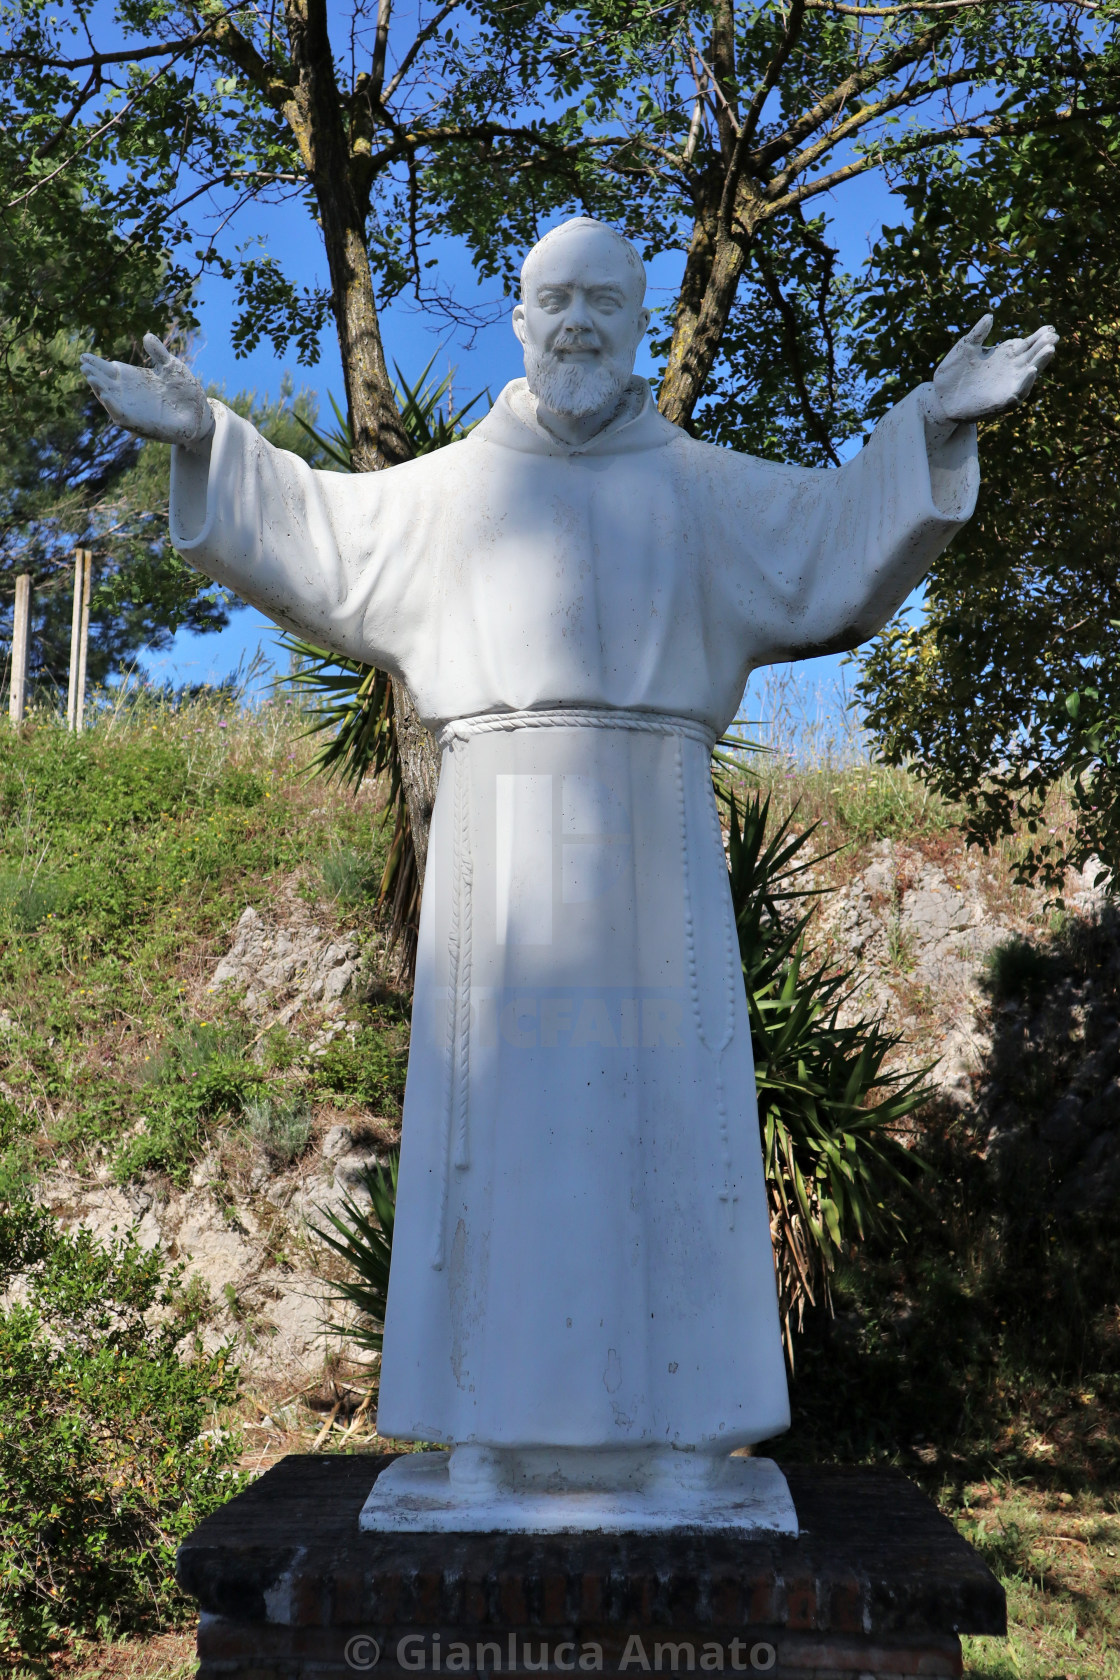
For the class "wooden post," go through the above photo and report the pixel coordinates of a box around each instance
[67,549,93,732]
[8,573,31,723]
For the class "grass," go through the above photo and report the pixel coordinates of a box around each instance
[958,1484,1120,1678]
[0,690,407,1201]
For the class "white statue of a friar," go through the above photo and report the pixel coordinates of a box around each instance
[83,219,1056,1531]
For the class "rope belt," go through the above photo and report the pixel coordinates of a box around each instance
[438,705,717,753]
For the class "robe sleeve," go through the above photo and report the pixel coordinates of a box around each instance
[733,384,979,665]
[168,400,422,674]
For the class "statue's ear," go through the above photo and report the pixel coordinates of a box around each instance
[511,303,527,347]
[639,307,651,340]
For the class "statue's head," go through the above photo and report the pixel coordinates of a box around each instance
[513,218,650,419]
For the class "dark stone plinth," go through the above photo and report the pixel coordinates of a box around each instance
[176,1455,1005,1680]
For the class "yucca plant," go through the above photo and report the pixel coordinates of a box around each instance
[309,1152,399,1359]
[726,786,933,1361]
[280,361,486,977]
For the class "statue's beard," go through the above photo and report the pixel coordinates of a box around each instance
[524,344,632,419]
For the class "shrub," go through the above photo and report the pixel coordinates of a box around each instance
[244,1091,313,1165]
[115,1022,263,1184]
[310,1153,398,1359]
[311,1023,408,1113]
[321,846,379,905]
[0,869,68,931]
[725,787,933,1358]
[0,1205,242,1663]
[982,933,1054,1002]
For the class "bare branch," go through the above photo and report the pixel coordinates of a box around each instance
[382,0,464,102]
[720,0,807,231]
[0,28,213,70]
[370,0,392,102]
[763,100,1120,217]
[805,0,1097,14]
[764,63,979,198]
[750,11,960,171]
[754,242,843,466]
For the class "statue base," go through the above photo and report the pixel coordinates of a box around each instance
[177,1455,1006,1680]
[359,1450,798,1535]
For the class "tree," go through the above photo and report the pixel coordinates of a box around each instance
[3,1,1116,868]
[0,121,230,691]
[850,102,1120,887]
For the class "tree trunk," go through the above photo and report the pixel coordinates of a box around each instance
[395,683,440,885]
[658,229,749,429]
[656,6,753,432]
[284,0,441,918]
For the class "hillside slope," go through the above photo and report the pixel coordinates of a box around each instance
[2,703,1118,1475]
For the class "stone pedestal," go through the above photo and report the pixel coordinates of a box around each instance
[176,1455,1005,1680]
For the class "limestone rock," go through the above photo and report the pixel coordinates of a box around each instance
[209,906,364,1021]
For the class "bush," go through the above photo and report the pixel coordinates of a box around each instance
[244,1091,313,1165]
[321,846,379,905]
[114,1021,263,1184]
[0,1205,242,1663]
[982,933,1055,1002]
[725,787,933,1357]
[311,1022,408,1113]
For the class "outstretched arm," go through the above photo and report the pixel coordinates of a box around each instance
[739,313,1059,666]
[81,334,215,452]
[80,333,409,673]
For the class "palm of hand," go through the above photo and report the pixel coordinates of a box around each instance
[80,333,211,446]
[934,314,1058,424]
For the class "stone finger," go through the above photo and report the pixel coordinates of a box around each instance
[966,313,994,346]
[143,332,173,366]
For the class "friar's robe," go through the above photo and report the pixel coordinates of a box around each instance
[170,378,977,1451]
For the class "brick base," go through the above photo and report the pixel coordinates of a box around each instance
[197,1613,964,1680]
[178,1458,1002,1680]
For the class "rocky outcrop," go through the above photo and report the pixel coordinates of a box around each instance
[210,906,365,1021]
[39,1122,389,1381]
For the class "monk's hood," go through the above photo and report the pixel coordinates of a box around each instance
[472,376,681,458]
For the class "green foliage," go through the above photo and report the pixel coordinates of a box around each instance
[852,100,1120,889]
[725,787,932,1355]
[244,1092,313,1167]
[2,373,332,696]
[0,866,67,931]
[688,208,862,466]
[311,1153,399,1359]
[322,847,381,905]
[0,1204,242,1663]
[114,1058,263,1187]
[311,1024,409,1115]
[0,705,384,1194]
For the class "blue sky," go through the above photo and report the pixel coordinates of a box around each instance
[146,167,915,732]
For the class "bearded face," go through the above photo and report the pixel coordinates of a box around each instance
[513,221,651,432]
[523,330,635,419]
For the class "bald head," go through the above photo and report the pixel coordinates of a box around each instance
[513,219,651,438]
[519,218,647,306]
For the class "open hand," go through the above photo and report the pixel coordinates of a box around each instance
[932,314,1058,424]
[80,333,213,447]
